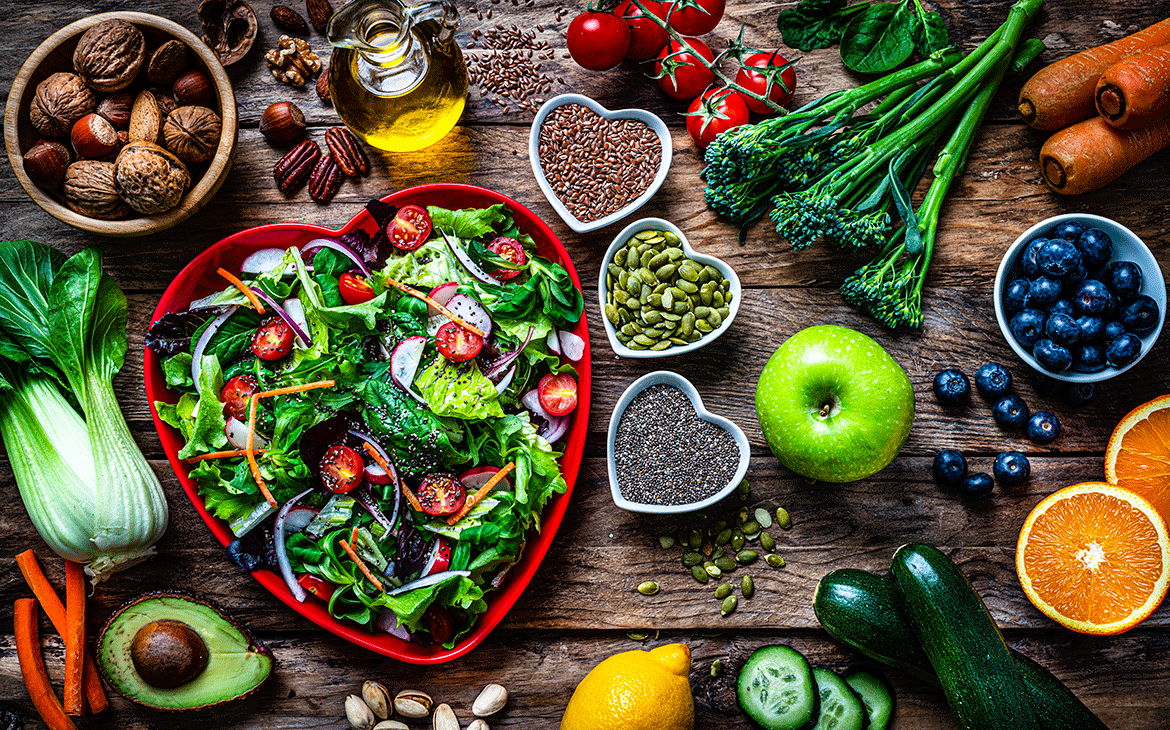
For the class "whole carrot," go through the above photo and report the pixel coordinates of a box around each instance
[1019,17,1170,130]
[1040,115,1170,194]
[1096,44,1170,129]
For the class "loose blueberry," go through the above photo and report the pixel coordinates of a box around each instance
[933,368,970,405]
[1075,227,1113,269]
[1027,411,1061,443]
[1106,332,1142,368]
[1063,382,1097,406]
[1120,295,1159,334]
[974,362,1012,400]
[992,395,1030,430]
[1053,220,1087,242]
[1044,312,1080,347]
[933,449,968,485]
[1072,344,1106,373]
[1033,339,1073,372]
[1107,260,1144,301]
[1021,238,1048,278]
[1073,279,1111,316]
[1004,278,1030,315]
[1049,298,1076,318]
[1028,276,1062,306]
[1010,309,1046,349]
[960,472,994,500]
[993,451,1031,486]
[1103,320,1127,343]
[1037,238,1082,277]
[1075,315,1103,343]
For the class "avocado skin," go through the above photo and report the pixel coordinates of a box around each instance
[97,590,274,712]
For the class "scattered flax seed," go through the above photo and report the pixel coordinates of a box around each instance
[465,24,558,113]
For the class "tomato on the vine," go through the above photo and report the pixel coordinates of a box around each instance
[655,38,715,100]
[338,272,377,305]
[251,316,295,360]
[220,374,258,420]
[665,0,725,36]
[388,205,432,251]
[616,0,668,61]
[319,444,364,493]
[487,236,527,281]
[435,321,484,362]
[686,87,749,149]
[567,10,630,71]
[735,51,797,115]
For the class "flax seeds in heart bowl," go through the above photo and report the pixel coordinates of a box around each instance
[538,103,661,223]
[614,384,740,506]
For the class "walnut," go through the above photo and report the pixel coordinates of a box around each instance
[113,141,190,215]
[73,19,146,92]
[29,73,96,138]
[265,35,320,86]
[199,0,258,67]
[63,160,130,219]
[163,106,222,164]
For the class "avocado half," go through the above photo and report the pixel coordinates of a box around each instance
[96,591,273,712]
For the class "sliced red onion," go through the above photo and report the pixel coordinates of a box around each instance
[483,326,534,380]
[539,414,570,443]
[386,570,471,596]
[250,287,312,347]
[275,489,315,603]
[190,292,232,309]
[241,247,294,275]
[546,329,562,355]
[494,365,516,395]
[283,298,310,349]
[439,230,496,284]
[522,388,550,420]
[348,431,402,523]
[558,330,585,362]
[355,486,396,534]
[191,306,238,384]
[301,238,372,278]
[376,609,413,641]
[460,466,511,491]
[284,506,318,533]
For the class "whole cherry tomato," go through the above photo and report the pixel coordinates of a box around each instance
[421,604,455,644]
[388,205,432,251]
[251,316,295,360]
[487,236,527,281]
[338,272,377,305]
[567,10,630,71]
[665,0,725,36]
[220,374,258,420]
[616,0,668,61]
[735,51,797,115]
[319,444,364,493]
[686,87,750,149]
[655,38,715,100]
[435,321,484,362]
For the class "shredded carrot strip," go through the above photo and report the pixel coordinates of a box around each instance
[185,448,266,463]
[15,598,79,730]
[216,268,265,313]
[447,462,516,525]
[62,561,85,716]
[246,397,278,509]
[349,524,359,547]
[339,539,384,592]
[255,380,336,399]
[383,277,486,337]
[361,442,424,513]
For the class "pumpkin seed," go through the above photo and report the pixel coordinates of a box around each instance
[754,508,773,529]
[658,535,675,549]
[605,304,619,324]
[692,565,710,583]
[626,340,648,350]
[635,230,657,241]
[650,340,672,350]
[637,580,660,596]
[776,508,793,530]
[742,520,760,536]
[741,575,755,598]
[682,551,702,567]
[677,279,699,294]
[626,630,651,641]
[760,532,776,552]
[736,550,758,565]
[712,290,725,308]
[632,334,654,346]
[664,231,681,245]
[707,309,723,328]
[704,563,722,579]
[707,519,727,536]
[715,528,733,546]
[766,554,786,568]
[714,583,733,599]
[700,289,713,306]
[680,313,695,336]
[710,659,724,677]
[714,556,737,572]
[695,319,713,333]
[688,529,702,549]
[701,539,715,557]
[720,595,738,616]
[731,533,746,552]
[736,480,751,501]
[615,248,628,266]
[694,305,711,319]
[648,251,670,269]
[677,527,688,545]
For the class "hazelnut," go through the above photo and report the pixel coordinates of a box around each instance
[260,101,306,145]
[23,141,72,188]
[73,19,146,92]
[173,70,216,108]
[148,40,189,85]
[163,106,222,164]
[96,91,134,129]
[63,160,130,219]
[29,73,96,139]
[113,141,190,215]
[71,113,121,159]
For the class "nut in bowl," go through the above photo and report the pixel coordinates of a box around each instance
[600,217,741,358]
[994,213,1165,383]
[5,12,237,237]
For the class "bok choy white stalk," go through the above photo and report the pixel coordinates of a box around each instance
[0,241,168,583]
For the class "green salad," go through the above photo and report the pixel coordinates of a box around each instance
[147,199,585,647]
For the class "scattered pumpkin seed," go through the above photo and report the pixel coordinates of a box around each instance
[710,659,724,677]
[626,630,652,641]
[691,565,710,583]
[766,554,786,568]
[704,563,723,579]
[714,583,733,599]
[737,508,749,525]
[720,595,738,616]
[637,580,660,596]
[760,532,776,552]
[736,480,751,501]
[776,507,792,530]
[658,535,675,549]
[731,533,746,552]
[682,551,703,567]
[742,520,761,536]
[741,575,755,598]
[715,528,733,546]
[714,556,737,572]
[754,508,773,529]
[708,520,727,536]
[688,529,702,550]
[701,539,715,557]
[736,549,758,565]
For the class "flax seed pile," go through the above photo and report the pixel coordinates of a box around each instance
[465,1,566,114]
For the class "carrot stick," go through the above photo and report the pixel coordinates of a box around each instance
[185,447,266,463]
[1040,115,1170,195]
[14,552,108,715]
[1019,17,1170,130]
[383,277,486,338]
[14,598,79,730]
[339,539,384,592]
[62,562,85,716]
[447,462,515,525]
[254,380,336,399]
[1096,44,1170,130]
[216,268,266,313]
[361,442,424,513]
[246,396,278,509]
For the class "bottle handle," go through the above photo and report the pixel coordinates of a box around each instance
[402,0,460,43]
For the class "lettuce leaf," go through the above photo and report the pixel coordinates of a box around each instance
[426,204,510,240]
[177,354,228,459]
[415,356,503,420]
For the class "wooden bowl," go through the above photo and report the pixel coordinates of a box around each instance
[4,12,237,237]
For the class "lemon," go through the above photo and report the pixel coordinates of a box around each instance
[560,643,694,730]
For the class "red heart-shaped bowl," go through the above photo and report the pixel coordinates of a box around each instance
[144,184,591,663]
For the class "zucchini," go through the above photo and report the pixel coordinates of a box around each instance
[737,645,819,730]
[814,567,1109,730]
[811,668,866,730]
[890,543,1040,730]
[844,670,895,730]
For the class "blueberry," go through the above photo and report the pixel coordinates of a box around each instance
[1107,260,1144,301]
[1120,295,1159,334]
[1037,238,1082,276]
[933,449,968,485]
[1004,278,1030,315]
[1073,279,1111,316]
[1104,320,1127,343]
[1064,382,1098,406]
[1077,229,1114,270]
[1033,339,1073,372]
[974,362,1012,400]
[960,473,994,500]
[1106,332,1143,368]
[1030,372,1062,398]
[1044,312,1080,347]
[1028,276,1062,306]
[1053,220,1087,242]
[1027,411,1061,443]
[1049,298,1076,318]
[1101,291,1120,320]
[1075,315,1103,343]
[1062,263,1088,290]
[992,395,1030,430]
[993,451,1031,486]
[1010,309,1046,349]
[933,368,970,405]
[1021,237,1048,277]
[1072,344,1106,373]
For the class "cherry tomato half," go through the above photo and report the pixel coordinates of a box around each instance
[297,574,335,601]
[567,10,630,71]
[665,0,725,36]
[435,321,484,362]
[388,205,432,251]
[655,38,716,100]
[735,51,797,115]
[616,0,668,61]
[220,374,258,420]
[417,472,467,516]
[251,316,295,360]
[338,272,377,305]
[538,372,579,417]
[686,87,750,149]
[421,604,455,644]
[487,236,527,281]
[319,443,364,493]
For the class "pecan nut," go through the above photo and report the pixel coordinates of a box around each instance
[273,139,320,192]
[308,154,341,202]
[325,127,369,177]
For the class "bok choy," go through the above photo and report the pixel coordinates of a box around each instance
[0,240,168,583]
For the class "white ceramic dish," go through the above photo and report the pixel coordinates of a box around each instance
[599,217,741,358]
[528,93,671,233]
[607,371,750,514]
[993,213,1165,383]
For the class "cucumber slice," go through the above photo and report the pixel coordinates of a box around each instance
[811,668,867,730]
[737,645,818,730]
[845,670,895,730]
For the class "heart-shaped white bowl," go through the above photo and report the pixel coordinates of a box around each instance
[529,94,672,233]
[600,217,742,358]
[608,371,751,514]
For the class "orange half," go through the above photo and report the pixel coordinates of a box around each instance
[1105,394,1170,523]
[1016,482,1170,635]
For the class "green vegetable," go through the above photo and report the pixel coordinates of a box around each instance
[841,3,915,74]
[843,670,895,730]
[810,667,866,730]
[778,0,948,66]
[736,644,818,730]
[778,0,870,50]
[415,356,504,420]
[0,241,168,582]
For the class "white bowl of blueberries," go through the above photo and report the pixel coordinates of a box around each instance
[994,213,1166,383]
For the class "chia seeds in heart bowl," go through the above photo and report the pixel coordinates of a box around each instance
[607,371,750,514]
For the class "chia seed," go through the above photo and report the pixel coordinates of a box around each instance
[614,384,740,506]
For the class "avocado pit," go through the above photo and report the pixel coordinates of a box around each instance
[131,619,210,688]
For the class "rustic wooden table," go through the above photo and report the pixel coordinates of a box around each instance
[2,0,1170,727]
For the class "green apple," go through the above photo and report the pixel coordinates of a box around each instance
[755,325,914,483]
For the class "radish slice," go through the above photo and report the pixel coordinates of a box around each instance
[460,466,512,491]
[225,416,269,450]
[191,307,238,384]
[301,238,372,278]
[391,336,428,404]
[284,299,310,349]
[426,282,459,316]
[275,489,315,603]
[387,570,471,596]
[558,330,585,362]
[348,431,403,526]
[377,609,413,641]
[284,506,319,533]
[494,365,516,395]
[365,463,391,485]
[422,538,451,577]
[426,314,449,337]
[483,326,534,379]
[445,294,493,339]
[546,330,562,355]
[241,247,293,275]
[439,230,496,284]
[540,414,570,443]
[250,287,311,347]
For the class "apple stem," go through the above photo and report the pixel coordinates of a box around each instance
[819,404,831,418]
